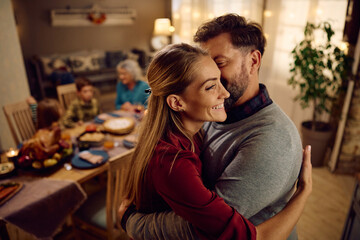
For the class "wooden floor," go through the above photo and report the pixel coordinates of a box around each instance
[297,167,356,240]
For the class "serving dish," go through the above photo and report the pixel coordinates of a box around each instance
[77,131,105,148]
[0,182,23,205]
[0,162,16,179]
[103,117,135,135]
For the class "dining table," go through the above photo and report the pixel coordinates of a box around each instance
[0,110,139,239]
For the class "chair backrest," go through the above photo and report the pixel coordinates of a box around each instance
[106,149,134,240]
[57,83,101,111]
[3,100,36,146]
[56,83,77,110]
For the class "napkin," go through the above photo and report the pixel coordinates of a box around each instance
[79,151,103,164]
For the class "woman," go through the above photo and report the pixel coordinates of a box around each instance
[115,59,149,112]
[123,43,312,239]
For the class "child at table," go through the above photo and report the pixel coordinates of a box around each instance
[62,77,101,128]
[26,97,63,130]
[37,98,63,129]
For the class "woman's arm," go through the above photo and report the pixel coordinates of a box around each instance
[151,150,256,239]
[115,83,124,110]
[256,145,312,240]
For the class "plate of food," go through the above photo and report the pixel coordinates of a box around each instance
[77,131,105,148]
[0,162,16,179]
[71,150,109,169]
[103,117,135,135]
[94,113,121,124]
[0,182,23,205]
[16,127,74,173]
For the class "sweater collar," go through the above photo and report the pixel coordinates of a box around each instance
[221,84,273,124]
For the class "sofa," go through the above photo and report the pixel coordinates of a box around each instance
[29,48,150,100]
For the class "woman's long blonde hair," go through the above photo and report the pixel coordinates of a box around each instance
[123,43,208,208]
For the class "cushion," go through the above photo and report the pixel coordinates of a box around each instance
[105,50,128,68]
[40,56,71,76]
[69,52,105,73]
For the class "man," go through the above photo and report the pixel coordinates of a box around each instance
[120,14,302,239]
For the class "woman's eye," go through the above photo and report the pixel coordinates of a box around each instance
[205,84,216,91]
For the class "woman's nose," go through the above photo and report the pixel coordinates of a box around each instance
[220,84,230,99]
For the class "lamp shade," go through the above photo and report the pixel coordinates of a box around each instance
[153,18,172,36]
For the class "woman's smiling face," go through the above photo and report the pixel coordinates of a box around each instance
[179,55,230,128]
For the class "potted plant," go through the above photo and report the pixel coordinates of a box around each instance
[288,21,348,166]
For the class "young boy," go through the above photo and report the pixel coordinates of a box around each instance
[62,77,100,128]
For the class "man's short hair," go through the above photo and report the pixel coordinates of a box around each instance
[194,13,266,56]
[75,77,92,91]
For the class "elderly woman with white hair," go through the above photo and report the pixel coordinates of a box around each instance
[115,59,149,112]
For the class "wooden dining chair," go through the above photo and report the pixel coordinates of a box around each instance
[56,83,77,110]
[72,150,133,240]
[3,100,36,146]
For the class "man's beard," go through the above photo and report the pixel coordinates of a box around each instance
[222,65,249,111]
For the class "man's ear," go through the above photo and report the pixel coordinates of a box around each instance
[166,94,184,112]
[250,50,262,74]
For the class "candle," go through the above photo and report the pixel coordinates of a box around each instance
[6,148,19,162]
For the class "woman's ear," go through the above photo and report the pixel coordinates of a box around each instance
[166,94,184,112]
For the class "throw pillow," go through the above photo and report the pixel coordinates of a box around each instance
[40,57,70,76]
[105,50,128,68]
[69,53,105,73]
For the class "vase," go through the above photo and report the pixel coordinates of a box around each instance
[301,121,334,167]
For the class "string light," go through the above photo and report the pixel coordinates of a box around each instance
[193,11,200,19]
[339,41,349,55]
[264,10,273,17]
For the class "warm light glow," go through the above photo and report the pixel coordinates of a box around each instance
[6,148,19,158]
[243,10,249,16]
[184,6,191,13]
[289,13,295,19]
[193,11,200,19]
[153,18,172,36]
[208,13,215,19]
[339,41,349,54]
[173,13,180,19]
[316,8,323,15]
[169,26,175,33]
[264,10,272,17]
[182,30,191,37]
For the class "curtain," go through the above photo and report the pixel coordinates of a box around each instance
[171,0,348,129]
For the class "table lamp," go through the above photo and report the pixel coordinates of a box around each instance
[151,18,175,51]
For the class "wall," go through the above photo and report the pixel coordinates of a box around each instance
[0,0,31,150]
[337,29,360,173]
[12,0,167,58]
[0,0,167,150]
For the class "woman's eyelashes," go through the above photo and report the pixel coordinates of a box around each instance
[205,84,216,91]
